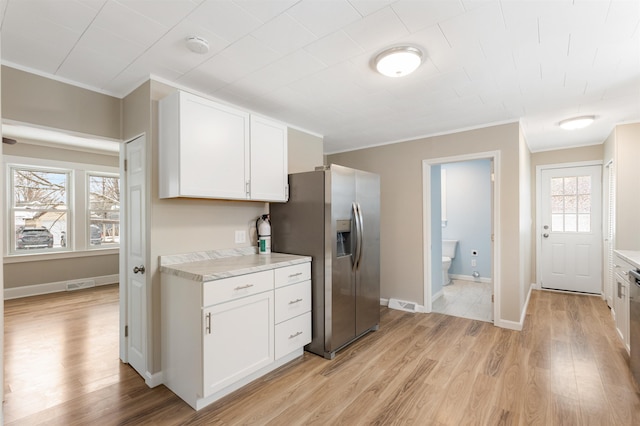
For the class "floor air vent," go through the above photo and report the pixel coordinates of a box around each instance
[388,298,419,313]
[66,280,96,291]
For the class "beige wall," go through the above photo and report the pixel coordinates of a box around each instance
[529,144,604,283]
[604,122,640,250]
[328,122,529,324]
[2,138,118,166]
[122,80,324,374]
[2,68,122,291]
[2,142,119,289]
[287,127,324,173]
[519,128,532,307]
[4,255,119,289]
[1,66,121,140]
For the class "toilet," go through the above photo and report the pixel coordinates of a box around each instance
[442,240,459,285]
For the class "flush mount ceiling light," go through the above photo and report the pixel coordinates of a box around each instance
[559,115,595,130]
[374,46,423,77]
[186,36,209,54]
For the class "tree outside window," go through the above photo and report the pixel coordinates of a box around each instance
[11,167,69,252]
[88,174,120,246]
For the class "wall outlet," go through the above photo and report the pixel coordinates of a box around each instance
[471,259,477,267]
[471,250,478,256]
[235,230,246,244]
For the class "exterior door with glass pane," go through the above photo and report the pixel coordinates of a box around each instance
[540,165,602,293]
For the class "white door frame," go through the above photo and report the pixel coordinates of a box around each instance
[119,134,149,377]
[535,160,603,292]
[422,150,501,324]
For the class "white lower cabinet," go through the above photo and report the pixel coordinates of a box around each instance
[614,254,632,353]
[275,311,311,360]
[203,291,274,397]
[161,260,310,410]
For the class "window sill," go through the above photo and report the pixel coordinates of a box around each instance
[4,248,119,264]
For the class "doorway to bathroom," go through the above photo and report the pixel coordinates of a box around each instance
[422,152,499,324]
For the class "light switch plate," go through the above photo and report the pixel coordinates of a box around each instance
[235,230,246,244]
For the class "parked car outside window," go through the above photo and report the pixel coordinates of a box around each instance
[90,224,103,246]
[16,227,54,249]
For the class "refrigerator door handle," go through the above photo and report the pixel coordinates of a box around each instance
[355,202,364,270]
[352,202,362,271]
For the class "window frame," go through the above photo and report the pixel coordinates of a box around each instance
[4,155,119,258]
[9,164,72,255]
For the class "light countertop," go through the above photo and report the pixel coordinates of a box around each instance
[159,247,311,282]
[614,250,640,269]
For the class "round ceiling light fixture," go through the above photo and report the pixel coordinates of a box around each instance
[374,46,423,78]
[559,115,595,130]
[186,36,210,54]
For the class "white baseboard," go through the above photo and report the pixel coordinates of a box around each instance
[4,274,119,300]
[380,297,389,306]
[494,283,534,331]
[450,274,492,284]
[145,371,163,388]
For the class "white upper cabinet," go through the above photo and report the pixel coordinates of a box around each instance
[250,115,288,202]
[159,90,288,202]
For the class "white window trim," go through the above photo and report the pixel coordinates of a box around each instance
[4,155,119,260]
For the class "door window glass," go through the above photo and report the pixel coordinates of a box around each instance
[550,175,591,232]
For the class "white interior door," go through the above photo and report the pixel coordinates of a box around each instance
[540,165,602,293]
[124,135,147,377]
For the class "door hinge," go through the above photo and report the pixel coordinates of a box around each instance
[125,325,128,337]
[124,159,128,172]
[491,234,495,242]
[285,184,289,200]
[491,294,494,303]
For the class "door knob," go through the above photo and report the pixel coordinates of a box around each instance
[133,265,146,274]
[543,233,549,238]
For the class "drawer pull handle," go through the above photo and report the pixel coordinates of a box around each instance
[289,331,303,339]
[289,298,303,305]
[234,284,254,290]
[205,312,212,334]
[288,272,303,278]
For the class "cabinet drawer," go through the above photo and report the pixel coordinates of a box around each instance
[274,263,311,288]
[614,256,633,281]
[275,311,311,360]
[204,270,273,306]
[275,280,311,324]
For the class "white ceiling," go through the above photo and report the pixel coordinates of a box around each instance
[1,0,639,153]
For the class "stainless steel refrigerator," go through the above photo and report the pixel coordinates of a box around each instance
[270,164,380,359]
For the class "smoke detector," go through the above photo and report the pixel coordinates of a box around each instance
[186,36,209,54]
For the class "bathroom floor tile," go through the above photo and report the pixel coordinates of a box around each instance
[432,279,493,323]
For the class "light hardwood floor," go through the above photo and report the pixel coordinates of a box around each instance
[4,284,640,425]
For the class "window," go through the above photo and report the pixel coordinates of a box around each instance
[88,174,120,247]
[10,166,69,253]
[6,156,120,256]
[550,175,592,232]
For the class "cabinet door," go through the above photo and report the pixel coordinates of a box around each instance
[202,291,274,397]
[179,92,249,199]
[250,116,288,202]
[614,275,629,347]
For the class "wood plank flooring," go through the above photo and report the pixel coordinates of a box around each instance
[4,284,640,425]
